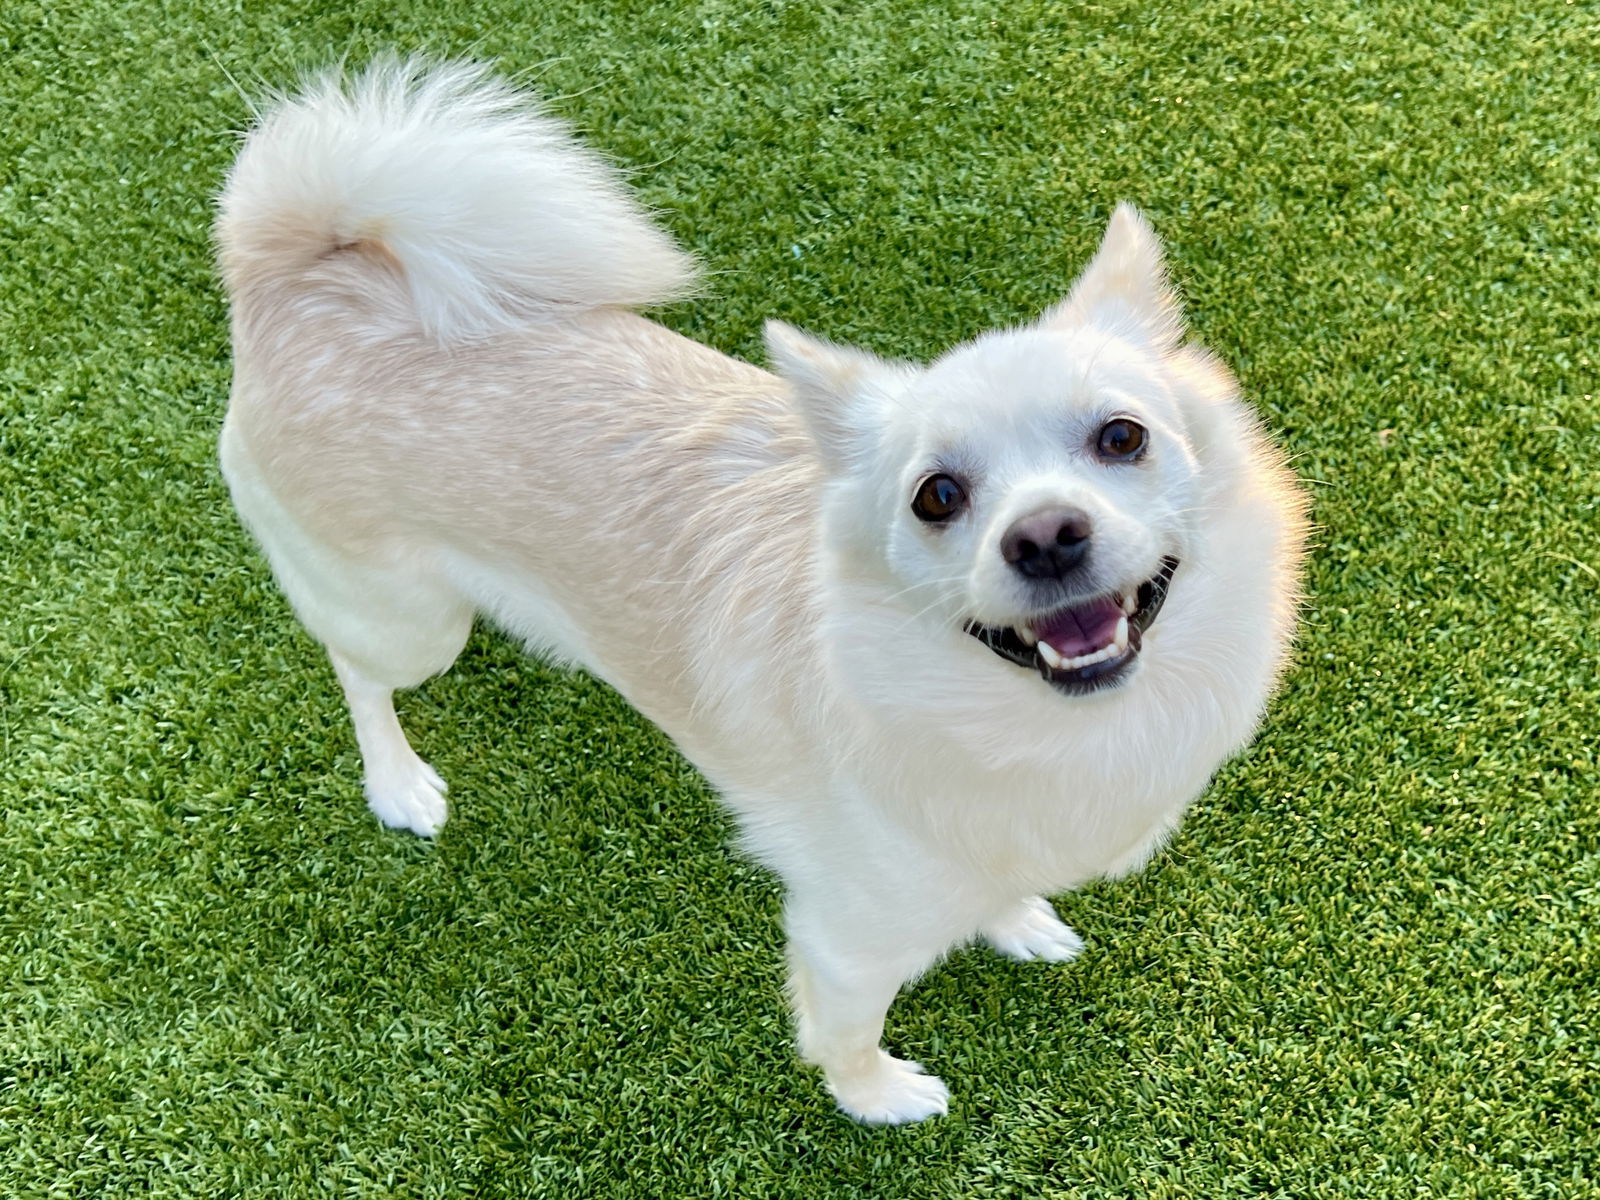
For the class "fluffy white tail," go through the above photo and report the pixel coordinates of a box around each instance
[216,58,697,341]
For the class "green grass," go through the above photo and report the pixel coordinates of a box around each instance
[3,0,1597,1195]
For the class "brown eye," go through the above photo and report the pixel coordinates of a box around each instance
[1096,418,1147,461]
[911,473,967,522]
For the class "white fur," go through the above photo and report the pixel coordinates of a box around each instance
[216,60,1307,1124]
[216,57,696,341]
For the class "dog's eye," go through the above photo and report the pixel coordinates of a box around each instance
[911,474,967,523]
[1096,418,1147,461]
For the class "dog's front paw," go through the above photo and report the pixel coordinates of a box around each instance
[982,895,1085,963]
[826,1052,949,1125]
[364,756,449,837]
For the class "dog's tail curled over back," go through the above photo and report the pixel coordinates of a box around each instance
[215,57,697,342]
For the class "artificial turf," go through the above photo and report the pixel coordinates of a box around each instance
[2,0,1597,1195]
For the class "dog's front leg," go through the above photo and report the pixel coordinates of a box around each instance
[785,889,952,1125]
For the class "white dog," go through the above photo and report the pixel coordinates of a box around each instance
[216,59,1306,1124]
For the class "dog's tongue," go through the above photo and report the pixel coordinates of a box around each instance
[1035,596,1123,657]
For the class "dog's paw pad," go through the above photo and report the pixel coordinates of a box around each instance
[982,896,1085,963]
[364,758,449,837]
[829,1053,950,1126]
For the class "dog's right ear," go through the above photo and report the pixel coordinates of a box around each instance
[765,321,901,471]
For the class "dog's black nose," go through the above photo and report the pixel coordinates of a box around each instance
[1001,506,1092,580]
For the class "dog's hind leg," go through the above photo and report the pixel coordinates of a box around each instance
[282,557,472,836]
[222,430,473,835]
[329,646,461,837]
[283,560,471,836]
[270,548,471,836]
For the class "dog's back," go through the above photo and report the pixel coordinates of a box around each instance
[217,60,819,829]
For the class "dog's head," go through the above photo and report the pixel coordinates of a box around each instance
[769,205,1240,696]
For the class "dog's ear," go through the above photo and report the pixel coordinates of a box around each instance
[766,321,901,470]
[1042,203,1183,349]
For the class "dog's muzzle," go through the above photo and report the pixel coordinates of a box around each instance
[963,556,1180,695]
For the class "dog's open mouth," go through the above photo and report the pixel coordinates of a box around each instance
[963,557,1180,694]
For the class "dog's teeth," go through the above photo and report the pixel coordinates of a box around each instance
[1041,636,1133,673]
[1040,626,1132,674]
[1120,593,1137,615]
[1019,626,1039,647]
[1069,644,1115,669]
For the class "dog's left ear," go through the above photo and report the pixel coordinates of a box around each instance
[766,320,903,471]
[1042,203,1183,349]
